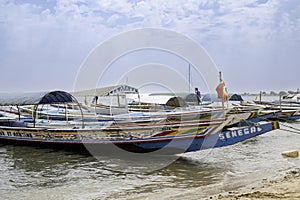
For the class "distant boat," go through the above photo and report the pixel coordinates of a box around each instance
[244,97,300,121]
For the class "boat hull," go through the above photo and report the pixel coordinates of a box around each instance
[0,121,279,155]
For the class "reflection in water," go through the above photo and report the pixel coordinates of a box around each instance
[0,145,95,189]
[158,157,226,188]
[0,144,226,199]
[98,157,226,200]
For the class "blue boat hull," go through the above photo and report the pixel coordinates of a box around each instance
[0,121,279,155]
[118,121,279,154]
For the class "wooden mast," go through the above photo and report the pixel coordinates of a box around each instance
[219,71,225,117]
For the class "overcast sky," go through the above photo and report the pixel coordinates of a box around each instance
[1,0,299,93]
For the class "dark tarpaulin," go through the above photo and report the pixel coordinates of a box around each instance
[229,94,243,101]
[166,97,188,108]
[0,91,75,106]
[185,93,199,103]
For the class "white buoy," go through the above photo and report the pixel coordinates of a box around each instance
[282,150,299,158]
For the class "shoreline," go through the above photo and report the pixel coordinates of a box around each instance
[140,165,300,200]
[209,167,300,200]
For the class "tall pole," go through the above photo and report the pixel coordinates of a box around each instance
[279,94,282,112]
[219,71,225,117]
[188,63,191,93]
[259,91,262,103]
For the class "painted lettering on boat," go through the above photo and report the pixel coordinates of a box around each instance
[0,130,5,136]
[153,127,172,132]
[219,126,262,141]
[0,129,82,140]
[0,130,33,138]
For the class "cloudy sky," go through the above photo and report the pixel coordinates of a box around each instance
[1,0,299,93]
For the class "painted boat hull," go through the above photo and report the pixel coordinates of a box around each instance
[0,121,279,155]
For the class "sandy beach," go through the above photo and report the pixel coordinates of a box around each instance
[143,164,300,200]
[209,167,300,200]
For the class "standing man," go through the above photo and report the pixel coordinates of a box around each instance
[195,88,201,104]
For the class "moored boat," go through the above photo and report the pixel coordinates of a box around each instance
[0,120,279,154]
[0,90,280,155]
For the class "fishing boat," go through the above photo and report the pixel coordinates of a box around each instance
[0,90,280,155]
[254,100,300,111]
[251,97,300,121]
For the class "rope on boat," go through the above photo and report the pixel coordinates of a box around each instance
[276,117,300,123]
[235,114,300,135]
[254,115,300,134]
[280,122,300,134]
[280,128,300,134]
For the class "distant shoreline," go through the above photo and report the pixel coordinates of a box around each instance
[240,92,299,97]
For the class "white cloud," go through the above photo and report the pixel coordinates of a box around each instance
[96,0,134,13]
[107,14,120,24]
[0,0,299,92]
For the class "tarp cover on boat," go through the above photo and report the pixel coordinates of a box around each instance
[166,97,188,108]
[228,94,243,101]
[185,93,200,104]
[0,91,75,106]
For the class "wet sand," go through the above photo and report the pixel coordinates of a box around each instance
[143,167,300,200]
[209,167,300,200]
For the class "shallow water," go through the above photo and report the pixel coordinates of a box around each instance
[0,121,299,200]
